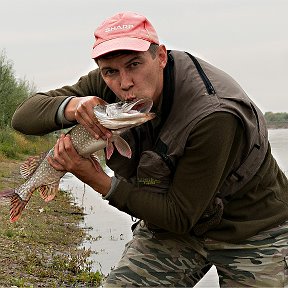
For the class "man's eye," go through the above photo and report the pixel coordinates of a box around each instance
[105,69,116,76]
[129,62,140,68]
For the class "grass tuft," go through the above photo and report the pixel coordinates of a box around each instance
[0,127,56,160]
[0,159,104,287]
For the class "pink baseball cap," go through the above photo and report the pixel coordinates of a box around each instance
[91,12,159,59]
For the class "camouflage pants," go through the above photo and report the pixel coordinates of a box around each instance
[104,220,288,287]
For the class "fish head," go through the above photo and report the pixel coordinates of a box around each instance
[94,98,156,129]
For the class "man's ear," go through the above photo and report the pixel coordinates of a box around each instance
[158,45,168,69]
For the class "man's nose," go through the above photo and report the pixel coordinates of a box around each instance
[120,71,133,91]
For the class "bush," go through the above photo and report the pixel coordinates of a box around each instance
[0,127,55,159]
[0,50,35,129]
[0,142,17,158]
[0,127,17,158]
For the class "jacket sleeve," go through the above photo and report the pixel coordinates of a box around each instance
[106,112,245,234]
[11,68,115,135]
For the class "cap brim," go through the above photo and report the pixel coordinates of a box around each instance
[92,37,151,59]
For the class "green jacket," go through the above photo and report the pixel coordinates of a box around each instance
[12,51,288,243]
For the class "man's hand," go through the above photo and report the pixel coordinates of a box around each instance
[64,96,112,140]
[47,134,112,196]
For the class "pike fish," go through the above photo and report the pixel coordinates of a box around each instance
[0,98,155,223]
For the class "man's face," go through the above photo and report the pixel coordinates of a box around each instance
[97,45,167,106]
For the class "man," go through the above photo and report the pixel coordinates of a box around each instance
[12,11,288,287]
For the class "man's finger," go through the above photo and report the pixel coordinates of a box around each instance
[75,102,112,139]
[47,156,66,172]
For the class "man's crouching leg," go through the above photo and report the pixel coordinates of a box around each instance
[104,221,212,287]
[205,220,288,287]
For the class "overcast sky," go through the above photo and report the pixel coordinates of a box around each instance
[1,0,287,112]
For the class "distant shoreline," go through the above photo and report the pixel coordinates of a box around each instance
[267,124,288,129]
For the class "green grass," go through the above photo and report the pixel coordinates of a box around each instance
[0,127,56,160]
[0,157,104,287]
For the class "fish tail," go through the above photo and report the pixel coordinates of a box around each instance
[0,189,28,223]
[10,193,28,223]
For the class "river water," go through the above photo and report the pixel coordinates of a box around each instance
[60,129,288,287]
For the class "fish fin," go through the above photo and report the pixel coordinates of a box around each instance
[0,187,37,222]
[20,152,47,179]
[0,189,29,222]
[113,135,132,159]
[10,193,29,223]
[90,152,100,162]
[38,181,60,202]
[105,139,115,160]
[89,153,101,172]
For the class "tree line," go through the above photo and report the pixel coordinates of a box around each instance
[264,112,288,128]
[0,50,35,128]
[0,51,56,159]
[264,112,288,123]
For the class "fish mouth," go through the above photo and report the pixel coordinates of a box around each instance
[94,98,155,129]
[123,98,153,114]
[94,98,154,119]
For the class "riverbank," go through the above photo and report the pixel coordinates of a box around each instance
[266,123,288,129]
[0,158,103,287]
